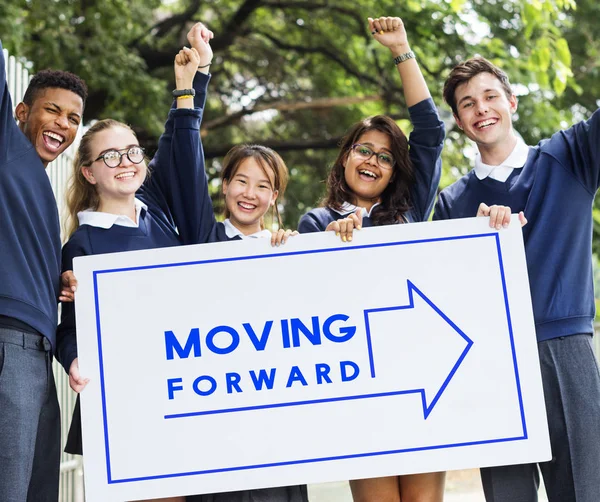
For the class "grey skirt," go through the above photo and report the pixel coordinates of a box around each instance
[186,485,308,502]
[66,397,308,502]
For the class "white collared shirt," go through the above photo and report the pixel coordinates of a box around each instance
[77,198,148,229]
[223,219,272,240]
[331,201,381,218]
[474,138,530,182]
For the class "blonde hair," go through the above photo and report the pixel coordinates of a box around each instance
[65,119,138,237]
[221,144,289,229]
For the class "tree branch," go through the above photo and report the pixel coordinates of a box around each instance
[201,95,382,133]
[257,31,380,87]
[262,1,365,32]
[211,0,264,52]
[204,136,343,159]
[149,0,201,39]
[134,0,261,71]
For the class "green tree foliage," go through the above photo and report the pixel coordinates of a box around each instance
[0,0,584,230]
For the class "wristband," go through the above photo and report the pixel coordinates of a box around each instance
[393,51,416,65]
[172,88,196,98]
[176,95,194,100]
[198,62,212,68]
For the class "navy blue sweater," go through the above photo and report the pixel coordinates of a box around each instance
[0,40,62,343]
[434,110,600,342]
[55,74,218,372]
[298,98,444,232]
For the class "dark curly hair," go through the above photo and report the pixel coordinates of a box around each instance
[23,69,88,108]
[321,115,414,226]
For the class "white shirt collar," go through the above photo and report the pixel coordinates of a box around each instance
[331,201,380,218]
[77,198,148,229]
[223,219,272,240]
[474,137,530,182]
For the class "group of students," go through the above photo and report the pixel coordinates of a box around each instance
[1,13,599,502]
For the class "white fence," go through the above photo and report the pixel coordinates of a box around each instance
[3,46,84,502]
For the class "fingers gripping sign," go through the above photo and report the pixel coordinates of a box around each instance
[68,358,90,393]
[518,211,528,227]
[476,202,490,219]
[59,270,77,302]
[477,203,528,229]
[477,202,510,229]
[325,208,363,242]
[271,229,299,247]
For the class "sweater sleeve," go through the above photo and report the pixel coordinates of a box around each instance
[432,189,450,221]
[0,41,22,165]
[406,98,445,222]
[298,210,327,233]
[143,72,216,245]
[552,108,600,194]
[55,232,90,374]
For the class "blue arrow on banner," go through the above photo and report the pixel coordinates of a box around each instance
[363,280,474,419]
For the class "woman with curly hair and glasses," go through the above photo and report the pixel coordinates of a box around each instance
[299,16,444,245]
[298,15,446,502]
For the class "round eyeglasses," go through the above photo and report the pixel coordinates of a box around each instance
[94,146,145,168]
[350,143,395,169]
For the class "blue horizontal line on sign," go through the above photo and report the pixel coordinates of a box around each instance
[94,233,499,275]
[165,389,441,419]
[108,434,528,484]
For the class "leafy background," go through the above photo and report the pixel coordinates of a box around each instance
[2,0,598,252]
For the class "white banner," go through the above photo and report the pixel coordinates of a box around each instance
[74,216,550,501]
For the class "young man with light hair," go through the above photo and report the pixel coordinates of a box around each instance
[434,56,600,502]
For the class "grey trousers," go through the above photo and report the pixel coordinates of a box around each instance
[481,334,600,502]
[0,328,61,502]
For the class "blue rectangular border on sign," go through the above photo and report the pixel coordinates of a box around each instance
[91,232,527,484]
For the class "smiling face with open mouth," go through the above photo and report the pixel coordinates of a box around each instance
[343,129,394,211]
[82,126,147,202]
[454,72,518,159]
[17,87,83,167]
[222,157,278,235]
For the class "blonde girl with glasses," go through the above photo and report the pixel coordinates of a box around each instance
[298,16,446,502]
[56,20,301,501]
[55,23,215,502]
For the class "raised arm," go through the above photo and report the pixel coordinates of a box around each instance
[405,98,444,222]
[0,40,23,165]
[558,108,600,193]
[369,17,430,106]
[370,16,444,222]
[143,23,218,245]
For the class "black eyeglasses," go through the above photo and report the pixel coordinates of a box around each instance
[350,143,395,169]
[94,146,145,168]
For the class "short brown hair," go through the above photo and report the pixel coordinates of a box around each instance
[443,56,513,115]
